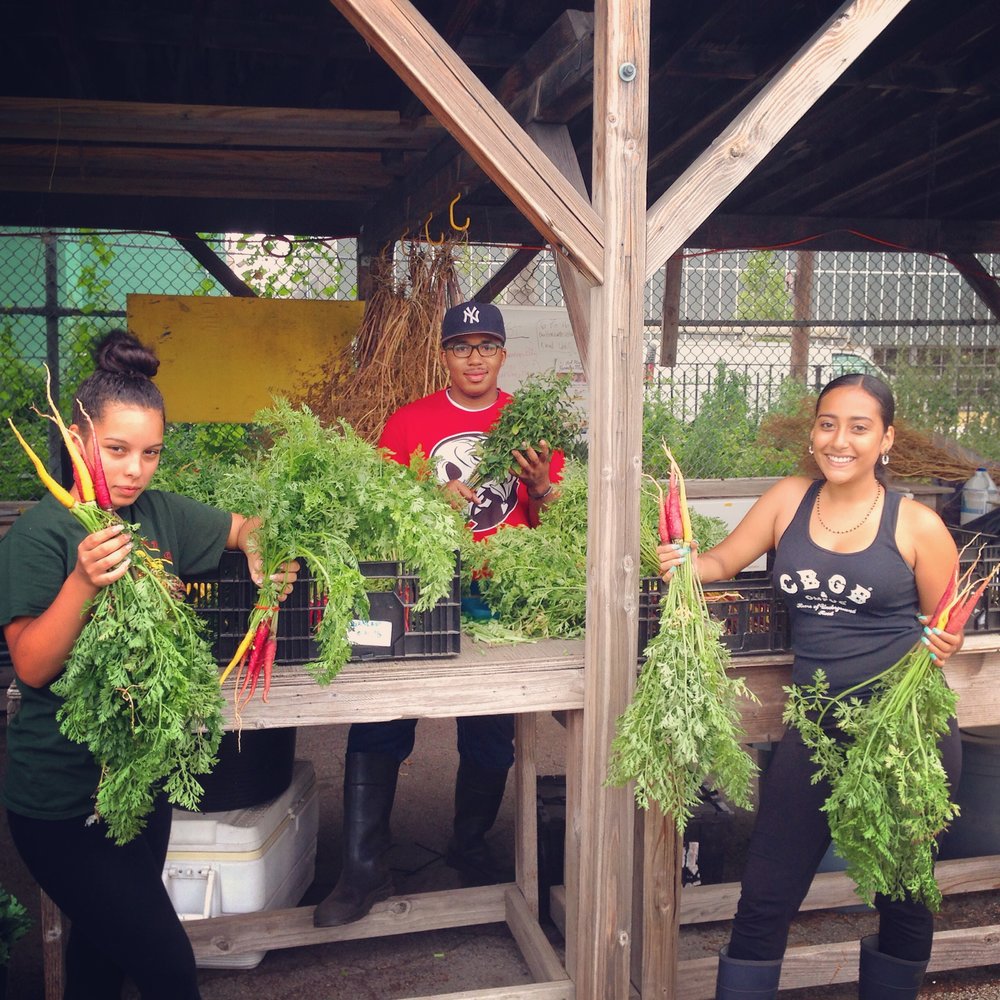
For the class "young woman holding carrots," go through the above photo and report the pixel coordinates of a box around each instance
[0,330,297,1000]
[659,374,962,1000]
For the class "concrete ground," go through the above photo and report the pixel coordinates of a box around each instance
[2,704,999,999]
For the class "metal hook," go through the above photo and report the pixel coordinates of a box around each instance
[449,193,470,232]
[424,213,444,246]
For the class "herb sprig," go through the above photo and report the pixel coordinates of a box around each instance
[468,372,584,489]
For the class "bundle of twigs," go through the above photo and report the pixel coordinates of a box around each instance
[760,399,999,483]
[297,239,462,442]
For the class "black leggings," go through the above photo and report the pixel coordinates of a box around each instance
[728,715,962,964]
[7,794,201,1000]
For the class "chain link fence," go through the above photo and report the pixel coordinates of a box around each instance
[1,228,997,496]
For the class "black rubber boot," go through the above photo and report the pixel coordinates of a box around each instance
[858,935,928,999]
[445,758,514,887]
[313,752,400,927]
[715,945,782,999]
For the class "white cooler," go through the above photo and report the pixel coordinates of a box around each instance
[163,758,319,969]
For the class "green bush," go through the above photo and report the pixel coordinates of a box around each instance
[642,364,806,479]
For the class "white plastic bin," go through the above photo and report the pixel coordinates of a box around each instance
[163,758,319,969]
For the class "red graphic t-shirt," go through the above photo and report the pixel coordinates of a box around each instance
[378,388,565,540]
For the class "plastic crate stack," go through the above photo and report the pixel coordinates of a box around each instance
[184,550,462,665]
[639,571,792,657]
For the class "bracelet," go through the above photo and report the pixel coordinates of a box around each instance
[529,483,554,501]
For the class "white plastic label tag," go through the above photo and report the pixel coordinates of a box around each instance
[347,619,393,647]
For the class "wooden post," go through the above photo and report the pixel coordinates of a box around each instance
[631,804,683,998]
[789,249,815,381]
[574,1,649,997]
[660,255,683,367]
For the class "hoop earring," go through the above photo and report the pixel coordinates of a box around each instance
[881,453,890,466]
[808,444,814,455]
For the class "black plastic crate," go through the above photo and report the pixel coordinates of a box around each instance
[639,571,791,657]
[951,527,1000,634]
[184,550,461,665]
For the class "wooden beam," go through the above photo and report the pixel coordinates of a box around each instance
[0,192,363,241]
[330,0,604,284]
[946,252,1000,322]
[170,233,257,298]
[0,143,390,200]
[360,10,594,257]
[645,0,914,281]
[526,122,592,379]
[677,924,1000,998]
[472,247,541,303]
[575,0,649,997]
[659,255,683,367]
[0,97,443,150]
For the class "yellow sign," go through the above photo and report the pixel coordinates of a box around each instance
[127,295,362,422]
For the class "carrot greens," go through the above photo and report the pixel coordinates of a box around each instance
[207,400,465,691]
[784,553,997,910]
[607,449,758,830]
[468,372,583,490]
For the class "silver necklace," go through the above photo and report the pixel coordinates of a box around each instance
[815,483,883,535]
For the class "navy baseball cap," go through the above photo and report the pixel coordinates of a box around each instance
[441,300,506,346]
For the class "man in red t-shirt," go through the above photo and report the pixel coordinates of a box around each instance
[314,300,564,927]
[378,303,564,537]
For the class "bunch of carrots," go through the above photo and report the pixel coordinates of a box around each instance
[786,544,998,909]
[219,590,280,708]
[8,373,222,843]
[608,447,758,831]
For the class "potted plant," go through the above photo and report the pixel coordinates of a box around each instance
[0,886,31,999]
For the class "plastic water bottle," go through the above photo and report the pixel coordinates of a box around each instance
[960,467,998,524]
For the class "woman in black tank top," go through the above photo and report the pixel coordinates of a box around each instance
[658,374,963,1000]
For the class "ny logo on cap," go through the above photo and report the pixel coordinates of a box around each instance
[463,306,480,324]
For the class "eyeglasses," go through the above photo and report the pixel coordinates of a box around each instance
[444,341,503,358]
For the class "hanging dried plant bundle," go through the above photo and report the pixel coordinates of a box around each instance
[296,239,462,442]
[760,400,998,483]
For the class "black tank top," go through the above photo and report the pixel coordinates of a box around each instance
[772,480,920,694]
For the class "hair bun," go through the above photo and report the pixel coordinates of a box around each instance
[95,329,159,379]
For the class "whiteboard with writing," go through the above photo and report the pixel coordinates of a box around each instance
[495,305,588,412]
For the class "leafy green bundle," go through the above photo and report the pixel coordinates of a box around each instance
[208,400,466,686]
[782,554,995,909]
[469,460,589,638]
[608,451,757,830]
[466,461,729,642]
[468,372,584,489]
[784,664,957,910]
[53,525,225,845]
[607,552,758,829]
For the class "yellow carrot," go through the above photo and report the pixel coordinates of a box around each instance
[8,418,76,509]
[218,627,257,686]
[677,460,692,544]
[41,365,95,503]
